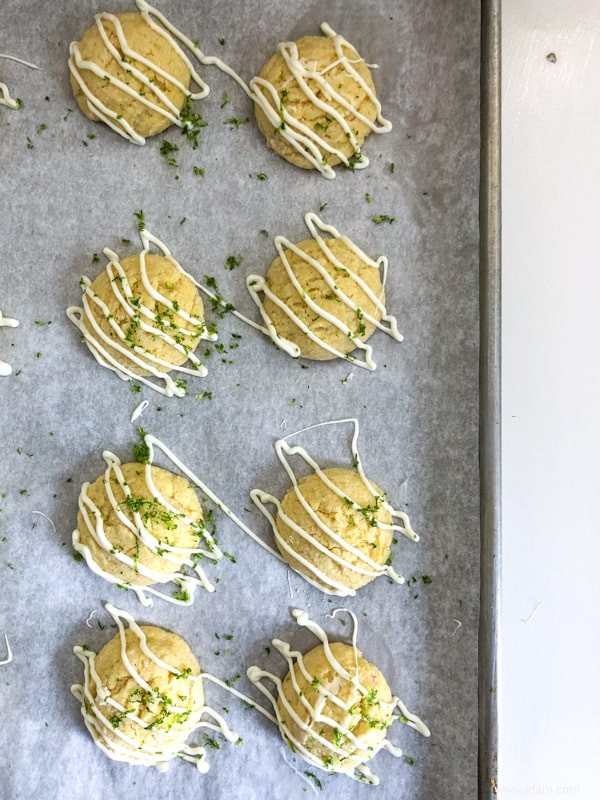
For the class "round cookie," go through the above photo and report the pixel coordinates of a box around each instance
[70,12,191,140]
[87,624,204,757]
[275,467,392,592]
[262,238,384,361]
[277,641,393,771]
[253,34,379,170]
[76,462,204,586]
[87,252,205,377]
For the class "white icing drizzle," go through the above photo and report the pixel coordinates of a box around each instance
[31,509,57,534]
[279,748,319,794]
[0,633,12,666]
[198,672,276,725]
[73,431,269,606]
[66,229,216,398]
[71,604,239,770]
[247,608,430,785]
[244,213,403,370]
[0,53,40,109]
[131,399,149,421]
[249,22,392,178]
[250,418,418,596]
[134,0,251,96]
[85,610,98,628]
[0,310,19,376]
[68,3,390,177]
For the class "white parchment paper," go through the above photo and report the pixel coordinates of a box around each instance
[0,1,480,798]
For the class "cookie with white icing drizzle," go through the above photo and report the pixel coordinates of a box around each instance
[80,624,204,757]
[278,641,394,771]
[72,436,227,606]
[250,419,418,596]
[67,231,213,397]
[247,608,430,785]
[252,26,391,174]
[261,236,384,361]
[75,461,205,588]
[275,467,393,591]
[245,213,403,369]
[69,12,192,140]
[86,253,204,377]
[71,430,273,606]
[72,605,240,770]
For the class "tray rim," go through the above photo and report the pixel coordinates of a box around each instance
[479,0,501,797]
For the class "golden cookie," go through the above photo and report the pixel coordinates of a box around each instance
[275,467,392,591]
[85,252,204,378]
[69,12,191,140]
[76,462,203,587]
[75,620,204,767]
[262,238,384,361]
[277,641,393,770]
[253,31,379,171]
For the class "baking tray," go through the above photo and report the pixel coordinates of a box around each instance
[0,1,494,798]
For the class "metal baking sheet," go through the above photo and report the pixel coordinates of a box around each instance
[0,1,484,798]
[479,1,501,798]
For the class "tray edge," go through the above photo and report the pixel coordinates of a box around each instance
[479,0,501,797]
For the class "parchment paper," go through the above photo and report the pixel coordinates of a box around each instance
[0,1,480,798]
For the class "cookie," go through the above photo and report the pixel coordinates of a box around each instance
[277,641,393,772]
[248,609,430,783]
[74,460,204,593]
[69,248,206,396]
[275,467,392,592]
[69,12,191,141]
[252,25,390,176]
[260,237,384,361]
[86,624,202,757]
[71,604,211,768]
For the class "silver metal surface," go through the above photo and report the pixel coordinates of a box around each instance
[479,0,501,797]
